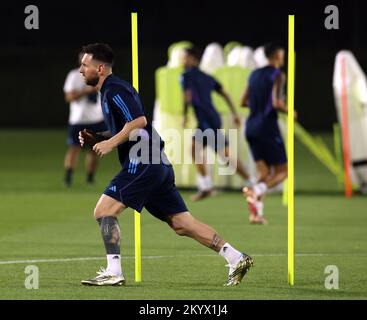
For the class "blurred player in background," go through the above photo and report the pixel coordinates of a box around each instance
[181,47,249,201]
[241,43,288,224]
[78,43,253,287]
[63,52,107,187]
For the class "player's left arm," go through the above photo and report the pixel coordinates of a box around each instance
[272,73,298,119]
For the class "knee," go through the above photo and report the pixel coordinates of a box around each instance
[175,226,188,236]
[168,214,192,236]
[93,195,125,220]
[257,167,269,180]
[281,171,288,181]
[173,228,185,236]
[94,206,104,220]
[94,205,117,219]
[273,169,287,183]
[258,170,270,182]
[279,166,288,179]
[171,222,188,236]
[258,172,268,181]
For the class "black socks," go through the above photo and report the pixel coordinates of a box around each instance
[87,172,94,184]
[64,168,73,187]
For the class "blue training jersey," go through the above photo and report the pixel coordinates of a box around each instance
[181,66,222,129]
[246,65,282,138]
[100,74,166,166]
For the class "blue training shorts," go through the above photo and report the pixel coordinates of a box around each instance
[193,121,228,153]
[104,162,188,221]
[246,134,287,165]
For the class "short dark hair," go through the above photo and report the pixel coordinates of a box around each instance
[82,43,114,66]
[184,46,201,60]
[264,42,283,59]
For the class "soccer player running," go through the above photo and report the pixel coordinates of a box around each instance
[181,47,249,201]
[78,43,253,286]
[241,43,289,225]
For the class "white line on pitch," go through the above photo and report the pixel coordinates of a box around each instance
[0,253,366,265]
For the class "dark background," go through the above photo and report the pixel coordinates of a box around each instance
[1,0,365,130]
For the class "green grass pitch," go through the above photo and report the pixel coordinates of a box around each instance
[0,129,366,299]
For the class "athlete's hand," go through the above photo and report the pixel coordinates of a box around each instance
[182,116,188,128]
[93,140,114,157]
[79,129,97,147]
[233,115,241,127]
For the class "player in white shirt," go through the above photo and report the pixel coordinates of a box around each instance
[63,53,107,187]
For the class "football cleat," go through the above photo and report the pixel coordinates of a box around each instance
[81,267,126,286]
[243,187,258,223]
[224,253,254,286]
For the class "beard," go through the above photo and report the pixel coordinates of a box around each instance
[85,75,99,87]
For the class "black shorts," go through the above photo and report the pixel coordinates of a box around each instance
[67,121,107,146]
[104,162,188,222]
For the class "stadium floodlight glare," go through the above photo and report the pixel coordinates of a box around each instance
[287,14,295,286]
[131,12,142,283]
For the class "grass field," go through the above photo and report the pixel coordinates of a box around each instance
[0,129,366,300]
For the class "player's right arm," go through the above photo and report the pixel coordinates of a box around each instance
[78,130,112,148]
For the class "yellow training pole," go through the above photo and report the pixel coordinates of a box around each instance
[287,15,295,286]
[131,12,142,283]
[283,52,296,207]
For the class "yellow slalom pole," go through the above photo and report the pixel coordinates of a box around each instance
[287,15,295,286]
[131,12,142,283]
[283,52,296,207]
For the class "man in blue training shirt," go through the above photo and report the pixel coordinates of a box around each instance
[77,43,253,286]
[241,43,289,225]
[181,47,249,201]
